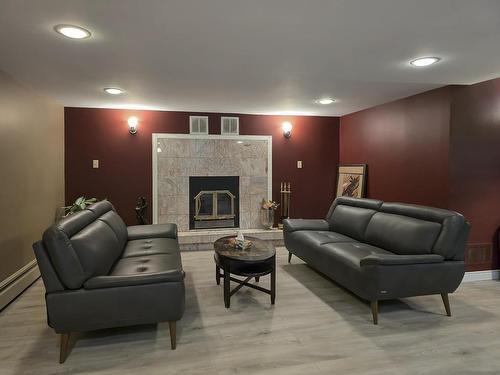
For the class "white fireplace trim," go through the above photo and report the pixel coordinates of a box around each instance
[152,133,273,225]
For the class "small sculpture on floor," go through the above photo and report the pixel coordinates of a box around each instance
[135,196,149,225]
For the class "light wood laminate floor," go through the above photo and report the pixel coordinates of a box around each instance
[1,248,500,374]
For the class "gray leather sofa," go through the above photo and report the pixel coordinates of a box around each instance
[33,200,185,363]
[284,197,469,324]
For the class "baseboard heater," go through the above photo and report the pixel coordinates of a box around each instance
[0,260,40,310]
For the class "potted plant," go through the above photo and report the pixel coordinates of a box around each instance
[260,199,279,229]
[55,196,98,222]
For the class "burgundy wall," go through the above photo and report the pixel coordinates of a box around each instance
[339,80,500,271]
[449,78,500,270]
[65,108,340,225]
[340,87,452,208]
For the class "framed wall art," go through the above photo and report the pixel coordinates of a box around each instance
[336,164,367,198]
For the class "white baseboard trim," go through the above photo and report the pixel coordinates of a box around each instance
[0,260,40,310]
[463,269,500,282]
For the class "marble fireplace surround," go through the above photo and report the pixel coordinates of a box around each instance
[152,134,272,231]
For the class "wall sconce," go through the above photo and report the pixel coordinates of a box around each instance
[128,116,138,134]
[282,121,292,138]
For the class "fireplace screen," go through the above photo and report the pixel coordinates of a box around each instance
[189,176,239,229]
[194,190,235,221]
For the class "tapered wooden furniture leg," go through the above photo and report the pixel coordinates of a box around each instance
[223,266,230,308]
[168,321,177,350]
[271,257,276,305]
[288,252,292,263]
[441,293,451,317]
[216,265,221,285]
[59,333,70,364]
[371,301,378,325]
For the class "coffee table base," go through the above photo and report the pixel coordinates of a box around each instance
[215,263,276,308]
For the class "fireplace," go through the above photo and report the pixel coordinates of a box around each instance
[189,176,239,229]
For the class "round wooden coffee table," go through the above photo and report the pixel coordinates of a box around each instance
[214,236,276,308]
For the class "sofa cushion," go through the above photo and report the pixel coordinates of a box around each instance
[85,200,115,217]
[283,219,330,233]
[127,223,178,240]
[43,210,97,289]
[70,220,123,280]
[326,197,383,216]
[289,230,357,249]
[327,205,377,241]
[84,269,184,289]
[122,238,180,258]
[98,210,128,249]
[380,202,469,260]
[320,242,394,268]
[365,212,441,255]
[110,253,182,278]
[360,253,444,266]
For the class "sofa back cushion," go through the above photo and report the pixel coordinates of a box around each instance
[324,198,468,260]
[379,203,468,260]
[97,210,128,248]
[69,220,123,280]
[87,200,127,247]
[326,197,382,241]
[365,212,442,255]
[42,200,126,289]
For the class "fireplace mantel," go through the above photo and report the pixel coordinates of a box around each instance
[152,134,272,230]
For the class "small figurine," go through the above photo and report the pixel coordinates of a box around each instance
[135,196,149,225]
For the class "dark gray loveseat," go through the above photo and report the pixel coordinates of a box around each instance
[283,197,469,324]
[33,200,185,363]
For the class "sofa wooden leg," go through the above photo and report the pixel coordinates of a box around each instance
[59,333,70,364]
[371,301,378,325]
[168,321,177,350]
[441,293,452,317]
[288,252,292,263]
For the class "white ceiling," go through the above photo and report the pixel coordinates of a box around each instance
[0,0,499,116]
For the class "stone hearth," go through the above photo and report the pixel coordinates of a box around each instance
[178,228,284,251]
[152,134,272,232]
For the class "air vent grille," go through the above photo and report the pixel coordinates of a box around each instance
[466,243,493,265]
[221,117,239,135]
[190,116,209,134]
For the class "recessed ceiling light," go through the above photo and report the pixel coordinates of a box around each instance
[103,87,124,95]
[410,57,441,67]
[316,98,336,105]
[54,24,91,39]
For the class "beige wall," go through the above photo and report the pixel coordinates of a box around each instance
[0,70,64,283]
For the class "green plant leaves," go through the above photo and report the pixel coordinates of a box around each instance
[64,196,99,215]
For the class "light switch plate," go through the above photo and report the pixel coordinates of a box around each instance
[297,160,303,169]
[92,159,99,169]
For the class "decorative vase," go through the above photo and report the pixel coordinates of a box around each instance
[260,208,275,229]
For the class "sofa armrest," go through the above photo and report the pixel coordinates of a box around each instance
[84,269,185,290]
[127,223,178,240]
[360,253,444,267]
[283,219,330,233]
